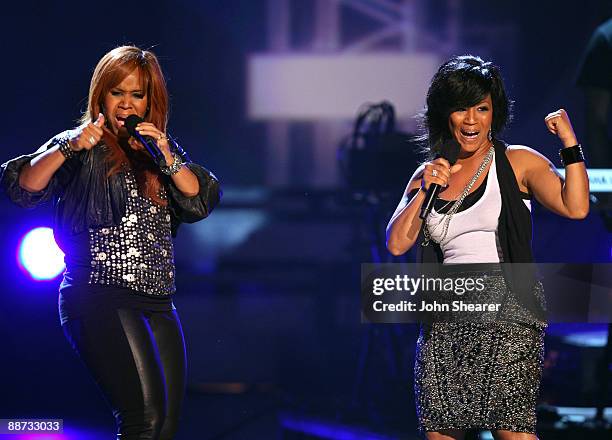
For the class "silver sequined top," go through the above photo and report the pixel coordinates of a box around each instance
[88,170,175,295]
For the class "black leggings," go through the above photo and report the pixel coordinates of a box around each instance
[62,307,187,440]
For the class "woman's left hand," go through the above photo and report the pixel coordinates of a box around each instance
[128,122,171,157]
[544,109,578,148]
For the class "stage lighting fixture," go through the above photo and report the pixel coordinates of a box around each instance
[17,227,65,280]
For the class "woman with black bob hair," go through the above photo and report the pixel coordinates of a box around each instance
[387,55,589,439]
[422,55,512,152]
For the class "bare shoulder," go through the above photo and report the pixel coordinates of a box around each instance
[506,144,560,192]
[412,163,426,179]
[506,145,548,161]
[505,145,553,192]
[406,163,426,192]
[506,145,550,174]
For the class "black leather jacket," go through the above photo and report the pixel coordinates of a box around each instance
[0,131,221,238]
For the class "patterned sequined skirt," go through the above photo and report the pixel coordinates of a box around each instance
[414,269,546,433]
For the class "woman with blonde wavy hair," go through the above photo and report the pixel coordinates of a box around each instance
[1,45,221,439]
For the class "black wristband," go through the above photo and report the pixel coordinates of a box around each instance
[559,144,584,166]
[57,137,76,160]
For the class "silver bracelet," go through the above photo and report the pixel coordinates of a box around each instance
[160,153,185,175]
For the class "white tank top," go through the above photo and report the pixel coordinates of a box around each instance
[425,152,531,263]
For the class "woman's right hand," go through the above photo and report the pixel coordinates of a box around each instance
[386,159,462,255]
[68,113,105,151]
[19,115,103,193]
[421,158,462,190]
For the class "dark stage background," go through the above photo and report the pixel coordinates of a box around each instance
[0,1,611,439]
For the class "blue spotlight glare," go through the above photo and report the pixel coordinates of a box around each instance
[17,227,65,280]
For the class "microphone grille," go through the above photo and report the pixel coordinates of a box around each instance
[124,115,144,136]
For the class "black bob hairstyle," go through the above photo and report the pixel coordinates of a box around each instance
[418,55,513,156]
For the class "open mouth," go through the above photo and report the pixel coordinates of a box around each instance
[115,115,133,127]
[460,128,480,140]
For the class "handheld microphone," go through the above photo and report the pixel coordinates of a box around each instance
[419,139,461,220]
[125,115,167,168]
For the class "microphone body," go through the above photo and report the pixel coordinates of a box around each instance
[125,115,167,168]
[419,139,461,220]
[419,183,443,220]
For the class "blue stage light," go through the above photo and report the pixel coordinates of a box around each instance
[17,227,65,280]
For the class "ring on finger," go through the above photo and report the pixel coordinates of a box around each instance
[432,169,438,177]
[88,136,96,145]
